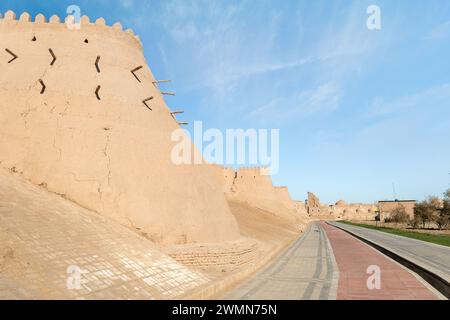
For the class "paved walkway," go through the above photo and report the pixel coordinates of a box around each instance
[223,222,339,300]
[328,221,450,284]
[322,223,440,300]
[0,168,209,300]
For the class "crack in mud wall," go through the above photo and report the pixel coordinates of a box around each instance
[0,13,240,245]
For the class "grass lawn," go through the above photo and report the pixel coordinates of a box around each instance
[340,221,450,248]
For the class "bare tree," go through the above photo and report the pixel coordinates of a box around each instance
[390,206,409,224]
[413,189,450,230]
[437,189,450,230]
[429,196,443,226]
[408,216,420,229]
[444,189,450,201]
[414,200,435,229]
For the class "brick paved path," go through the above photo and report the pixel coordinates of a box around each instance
[321,222,439,300]
[223,223,339,300]
[329,221,450,284]
[0,169,209,300]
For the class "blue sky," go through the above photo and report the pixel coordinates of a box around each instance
[2,0,450,204]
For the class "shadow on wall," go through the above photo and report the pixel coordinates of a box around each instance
[211,165,306,224]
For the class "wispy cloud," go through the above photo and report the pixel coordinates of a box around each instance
[370,83,450,116]
[248,82,342,123]
[150,0,386,118]
[427,20,450,40]
[120,0,134,9]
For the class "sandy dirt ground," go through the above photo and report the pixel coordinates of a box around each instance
[163,200,304,280]
[0,168,304,299]
[228,200,303,249]
[171,200,307,299]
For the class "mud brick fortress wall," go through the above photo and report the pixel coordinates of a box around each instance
[332,202,379,221]
[306,193,390,221]
[212,166,302,223]
[0,11,241,245]
[305,192,417,222]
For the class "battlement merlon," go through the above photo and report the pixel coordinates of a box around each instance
[236,166,271,175]
[0,10,142,49]
[210,165,272,176]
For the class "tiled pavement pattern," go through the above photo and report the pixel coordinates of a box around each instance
[0,168,209,300]
[223,222,339,300]
[321,222,440,300]
[329,221,450,284]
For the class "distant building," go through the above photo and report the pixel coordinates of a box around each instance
[378,200,416,221]
[304,193,417,222]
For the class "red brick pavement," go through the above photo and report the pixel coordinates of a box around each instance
[321,222,439,300]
